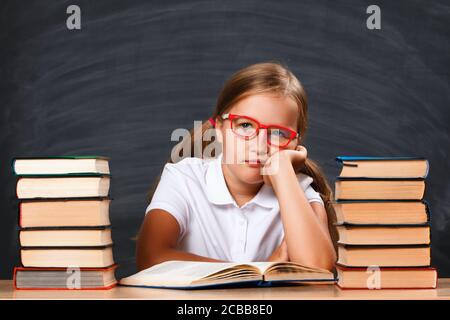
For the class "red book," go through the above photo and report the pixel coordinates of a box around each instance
[13,265,118,290]
[336,265,437,289]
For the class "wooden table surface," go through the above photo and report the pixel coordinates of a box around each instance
[1,279,450,300]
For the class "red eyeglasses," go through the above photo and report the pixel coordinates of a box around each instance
[220,113,300,148]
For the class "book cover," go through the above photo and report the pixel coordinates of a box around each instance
[12,155,110,176]
[334,156,429,179]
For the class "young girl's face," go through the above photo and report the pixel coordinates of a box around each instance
[216,93,299,185]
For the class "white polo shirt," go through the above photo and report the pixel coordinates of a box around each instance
[145,153,324,262]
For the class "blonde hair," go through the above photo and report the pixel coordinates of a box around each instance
[148,61,338,248]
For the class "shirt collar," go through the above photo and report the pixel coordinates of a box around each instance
[205,153,279,209]
[205,153,235,206]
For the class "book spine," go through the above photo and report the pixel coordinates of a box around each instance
[15,173,111,178]
[19,225,112,231]
[15,177,21,199]
[424,199,431,222]
[425,159,430,178]
[335,156,427,162]
[336,284,436,290]
[14,264,118,272]
[335,222,430,227]
[19,196,112,202]
[336,177,425,181]
[12,266,18,290]
[12,155,110,160]
[11,158,17,176]
[336,264,436,271]
[337,243,430,248]
[14,282,117,290]
[20,244,114,250]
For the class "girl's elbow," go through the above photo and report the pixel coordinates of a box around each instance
[136,237,167,271]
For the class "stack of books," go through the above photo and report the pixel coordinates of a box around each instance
[12,156,117,290]
[333,156,437,289]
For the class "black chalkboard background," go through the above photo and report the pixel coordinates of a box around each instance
[1,0,449,280]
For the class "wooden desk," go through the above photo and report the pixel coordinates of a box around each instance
[1,279,450,300]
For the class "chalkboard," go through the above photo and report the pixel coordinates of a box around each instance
[1,0,449,280]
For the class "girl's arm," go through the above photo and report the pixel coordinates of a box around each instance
[264,150,337,271]
[136,209,226,271]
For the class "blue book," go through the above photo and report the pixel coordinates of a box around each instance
[119,260,335,290]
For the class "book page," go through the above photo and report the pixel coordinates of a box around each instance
[246,261,329,275]
[245,261,334,282]
[245,262,278,274]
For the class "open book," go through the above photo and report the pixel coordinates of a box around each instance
[119,260,335,289]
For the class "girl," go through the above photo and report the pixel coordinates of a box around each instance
[136,62,337,272]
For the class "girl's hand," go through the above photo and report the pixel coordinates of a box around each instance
[285,145,308,172]
[261,145,308,187]
[267,238,289,262]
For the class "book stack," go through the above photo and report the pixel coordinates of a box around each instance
[12,156,117,290]
[333,156,437,289]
